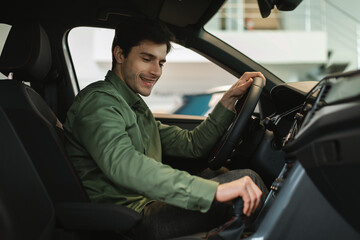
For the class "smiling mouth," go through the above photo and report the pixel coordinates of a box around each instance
[140,75,157,87]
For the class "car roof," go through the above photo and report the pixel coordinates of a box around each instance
[2,0,225,30]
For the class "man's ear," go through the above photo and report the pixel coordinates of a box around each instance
[113,46,124,64]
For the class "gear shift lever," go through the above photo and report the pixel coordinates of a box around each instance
[206,198,245,240]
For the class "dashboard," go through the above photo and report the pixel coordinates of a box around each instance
[246,70,360,239]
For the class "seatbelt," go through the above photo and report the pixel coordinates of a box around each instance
[43,82,58,116]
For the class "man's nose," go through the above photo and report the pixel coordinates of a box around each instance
[150,62,161,76]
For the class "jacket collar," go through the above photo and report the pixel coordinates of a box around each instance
[105,70,148,112]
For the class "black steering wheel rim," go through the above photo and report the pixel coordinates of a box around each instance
[208,77,265,170]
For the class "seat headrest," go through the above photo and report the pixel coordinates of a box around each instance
[0,22,52,82]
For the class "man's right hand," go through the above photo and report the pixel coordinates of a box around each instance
[219,72,265,112]
[215,176,262,216]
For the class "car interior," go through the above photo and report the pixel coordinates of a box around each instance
[0,0,359,239]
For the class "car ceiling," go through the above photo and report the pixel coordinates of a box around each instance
[1,0,225,29]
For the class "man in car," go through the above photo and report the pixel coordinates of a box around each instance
[63,18,268,239]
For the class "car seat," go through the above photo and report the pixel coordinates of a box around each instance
[0,22,141,236]
[0,107,55,240]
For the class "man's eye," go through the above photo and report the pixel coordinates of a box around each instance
[143,58,151,62]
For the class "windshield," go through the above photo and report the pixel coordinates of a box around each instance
[205,0,360,82]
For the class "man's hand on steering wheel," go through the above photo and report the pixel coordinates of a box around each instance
[208,72,266,170]
[220,72,266,112]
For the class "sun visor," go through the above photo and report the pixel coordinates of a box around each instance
[159,0,212,27]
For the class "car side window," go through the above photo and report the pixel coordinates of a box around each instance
[67,27,237,116]
[0,23,12,79]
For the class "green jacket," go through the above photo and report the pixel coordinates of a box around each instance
[63,70,234,213]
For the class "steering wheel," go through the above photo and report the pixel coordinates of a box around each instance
[208,77,265,170]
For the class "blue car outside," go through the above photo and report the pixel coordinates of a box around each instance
[173,86,230,116]
[173,93,213,116]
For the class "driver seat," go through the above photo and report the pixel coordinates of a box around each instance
[0,21,141,235]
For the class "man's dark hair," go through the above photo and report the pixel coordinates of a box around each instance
[111,18,174,70]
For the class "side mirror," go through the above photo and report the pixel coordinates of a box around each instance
[257,0,303,18]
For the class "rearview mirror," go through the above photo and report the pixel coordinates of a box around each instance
[257,0,303,18]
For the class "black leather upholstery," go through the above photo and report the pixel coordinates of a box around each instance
[0,80,89,203]
[0,107,55,240]
[0,22,52,82]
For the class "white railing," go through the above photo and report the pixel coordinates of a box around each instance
[206,0,326,31]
